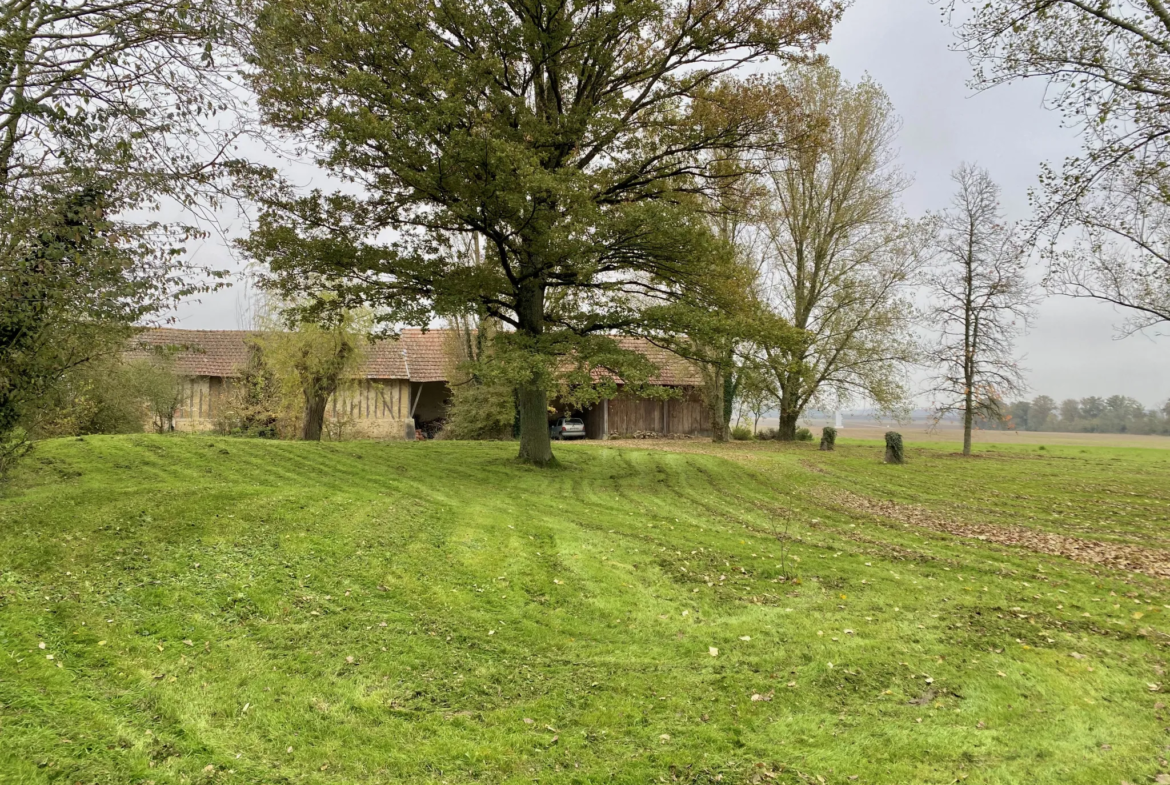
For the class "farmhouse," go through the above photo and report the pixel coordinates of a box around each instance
[135,328,711,439]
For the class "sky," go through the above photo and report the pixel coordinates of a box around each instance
[166,0,1170,408]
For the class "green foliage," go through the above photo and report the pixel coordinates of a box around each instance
[127,355,187,433]
[730,424,754,441]
[241,0,841,463]
[32,357,148,438]
[2,436,1169,783]
[756,427,779,441]
[980,394,1170,436]
[440,322,516,441]
[214,348,282,439]
[0,0,235,475]
[442,382,516,441]
[249,304,369,441]
[794,426,813,442]
[0,188,201,474]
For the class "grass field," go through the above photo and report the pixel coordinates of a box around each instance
[1,435,1169,784]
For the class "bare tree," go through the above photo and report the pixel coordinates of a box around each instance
[1044,164,1170,333]
[756,65,924,440]
[942,0,1170,333]
[926,165,1037,456]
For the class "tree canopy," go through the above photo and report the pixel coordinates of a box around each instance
[242,0,843,464]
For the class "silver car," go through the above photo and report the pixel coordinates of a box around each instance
[550,417,587,440]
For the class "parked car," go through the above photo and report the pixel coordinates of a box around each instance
[549,417,587,440]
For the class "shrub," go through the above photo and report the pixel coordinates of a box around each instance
[795,427,813,442]
[756,427,778,441]
[819,426,837,451]
[33,357,147,438]
[442,381,515,440]
[731,425,754,441]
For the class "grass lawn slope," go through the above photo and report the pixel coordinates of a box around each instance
[1,435,1169,784]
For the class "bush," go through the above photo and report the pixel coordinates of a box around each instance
[756,427,778,441]
[443,380,515,440]
[795,427,813,442]
[731,425,754,441]
[32,357,147,438]
[214,348,284,438]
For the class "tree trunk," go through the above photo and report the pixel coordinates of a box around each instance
[517,381,553,465]
[302,393,327,441]
[515,278,554,466]
[710,399,728,442]
[777,410,799,441]
[722,369,736,432]
[708,368,728,442]
[775,371,802,441]
[962,384,973,457]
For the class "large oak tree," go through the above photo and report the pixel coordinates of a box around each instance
[243,0,842,465]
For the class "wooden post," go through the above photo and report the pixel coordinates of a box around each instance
[602,398,609,440]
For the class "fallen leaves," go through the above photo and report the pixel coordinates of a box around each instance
[818,488,1170,579]
[708,647,718,657]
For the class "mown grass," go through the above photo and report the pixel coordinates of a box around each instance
[0,435,1168,784]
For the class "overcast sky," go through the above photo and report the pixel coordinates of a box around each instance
[168,0,1169,408]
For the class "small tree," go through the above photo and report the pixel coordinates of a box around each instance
[252,306,367,441]
[441,320,516,441]
[128,355,187,433]
[215,347,282,438]
[926,165,1036,457]
[736,363,777,435]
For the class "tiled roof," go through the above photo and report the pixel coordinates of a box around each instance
[364,340,410,379]
[130,329,253,378]
[611,336,702,387]
[131,328,700,386]
[397,328,448,382]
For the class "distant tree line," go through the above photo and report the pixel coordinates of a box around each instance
[976,395,1170,435]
